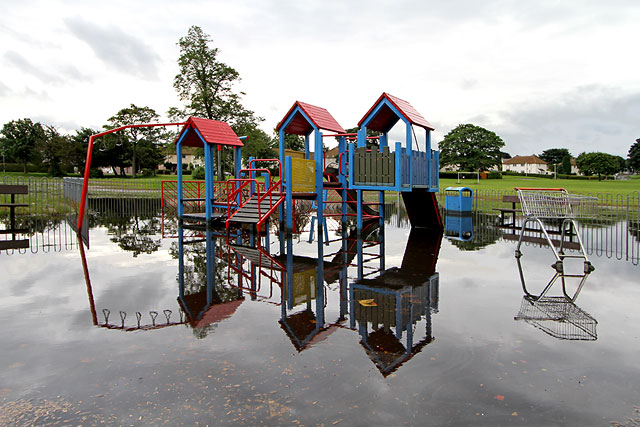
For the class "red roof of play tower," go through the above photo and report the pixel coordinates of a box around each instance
[276,101,345,135]
[358,92,434,132]
[176,117,244,147]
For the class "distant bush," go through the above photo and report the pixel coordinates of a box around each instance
[89,168,104,178]
[192,166,205,180]
[1,163,49,173]
[439,171,459,179]
[487,171,502,179]
[141,168,154,177]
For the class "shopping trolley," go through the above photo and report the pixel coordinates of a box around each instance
[514,188,597,301]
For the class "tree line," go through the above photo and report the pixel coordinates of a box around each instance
[439,124,639,179]
[2,25,638,179]
[0,26,284,178]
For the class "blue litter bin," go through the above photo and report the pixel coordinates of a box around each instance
[445,187,473,212]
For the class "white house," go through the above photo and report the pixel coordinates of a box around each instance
[502,155,549,174]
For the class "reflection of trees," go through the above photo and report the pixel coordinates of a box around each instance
[0,213,64,235]
[630,220,640,243]
[90,198,162,257]
[448,211,502,251]
[169,237,238,301]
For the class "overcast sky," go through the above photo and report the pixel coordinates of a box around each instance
[1,0,639,157]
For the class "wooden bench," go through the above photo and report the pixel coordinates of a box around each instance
[0,184,30,249]
[494,195,520,226]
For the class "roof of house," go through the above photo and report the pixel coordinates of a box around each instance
[358,92,434,132]
[276,101,345,135]
[503,155,547,165]
[176,117,243,148]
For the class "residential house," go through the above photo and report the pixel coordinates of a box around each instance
[502,155,549,174]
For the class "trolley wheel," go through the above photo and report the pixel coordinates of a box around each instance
[552,260,564,273]
[584,261,595,273]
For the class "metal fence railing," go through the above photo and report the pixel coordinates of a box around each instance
[1,176,68,214]
[2,176,639,264]
[434,188,640,265]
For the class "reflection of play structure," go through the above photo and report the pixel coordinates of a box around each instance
[177,227,245,331]
[514,188,596,301]
[515,296,597,341]
[350,228,442,376]
[79,235,187,331]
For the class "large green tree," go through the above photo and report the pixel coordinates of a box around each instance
[539,148,571,165]
[629,138,640,172]
[171,25,263,177]
[107,104,163,177]
[37,126,72,176]
[172,25,260,129]
[0,118,45,173]
[439,124,505,171]
[539,148,572,174]
[575,152,620,180]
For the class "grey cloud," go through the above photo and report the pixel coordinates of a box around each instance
[65,17,160,80]
[0,81,11,96]
[497,85,640,157]
[4,50,64,84]
[3,51,92,85]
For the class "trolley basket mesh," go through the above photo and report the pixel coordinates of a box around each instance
[516,188,597,219]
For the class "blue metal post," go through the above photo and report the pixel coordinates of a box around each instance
[305,134,310,158]
[395,293,402,338]
[357,190,363,231]
[406,123,413,188]
[285,156,293,234]
[315,227,325,327]
[178,226,184,298]
[235,146,242,178]
[206,231,215,306]
[315,129,323,240]
[379,133,388,150]
[204,142,213,221]
[425,129,431,188]
[357,235,364,280]
[286,235,293,310]
[176,135,185,218]
[395,142,402,191]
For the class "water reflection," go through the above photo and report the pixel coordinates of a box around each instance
[514,296,597,341]
[153,215,444,376]
[350,228,442,376]
[513,250,598,341]
[78,235,186,331]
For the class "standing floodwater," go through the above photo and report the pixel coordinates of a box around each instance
[0,197,639,425]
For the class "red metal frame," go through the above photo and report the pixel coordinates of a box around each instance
[77,122,185,232]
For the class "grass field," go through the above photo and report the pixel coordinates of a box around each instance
[440,175,640,196]
[2,171,639,196]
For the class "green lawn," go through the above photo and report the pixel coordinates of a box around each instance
[2,171,638,197]
[440,175,640,196]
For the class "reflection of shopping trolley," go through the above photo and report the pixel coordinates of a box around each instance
[514,296,597,341]
[514,188,596,301]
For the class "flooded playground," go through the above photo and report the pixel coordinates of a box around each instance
[1,198,639,426]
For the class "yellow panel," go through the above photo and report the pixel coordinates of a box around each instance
[291,158,316,193]
[285,149,306,160]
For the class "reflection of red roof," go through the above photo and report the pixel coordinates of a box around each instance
[276,101,345,135]
[194,299,244,329]
[176,117,243,147]
[358,92,434,132]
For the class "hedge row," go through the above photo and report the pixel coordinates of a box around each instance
[1,163,50,173]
